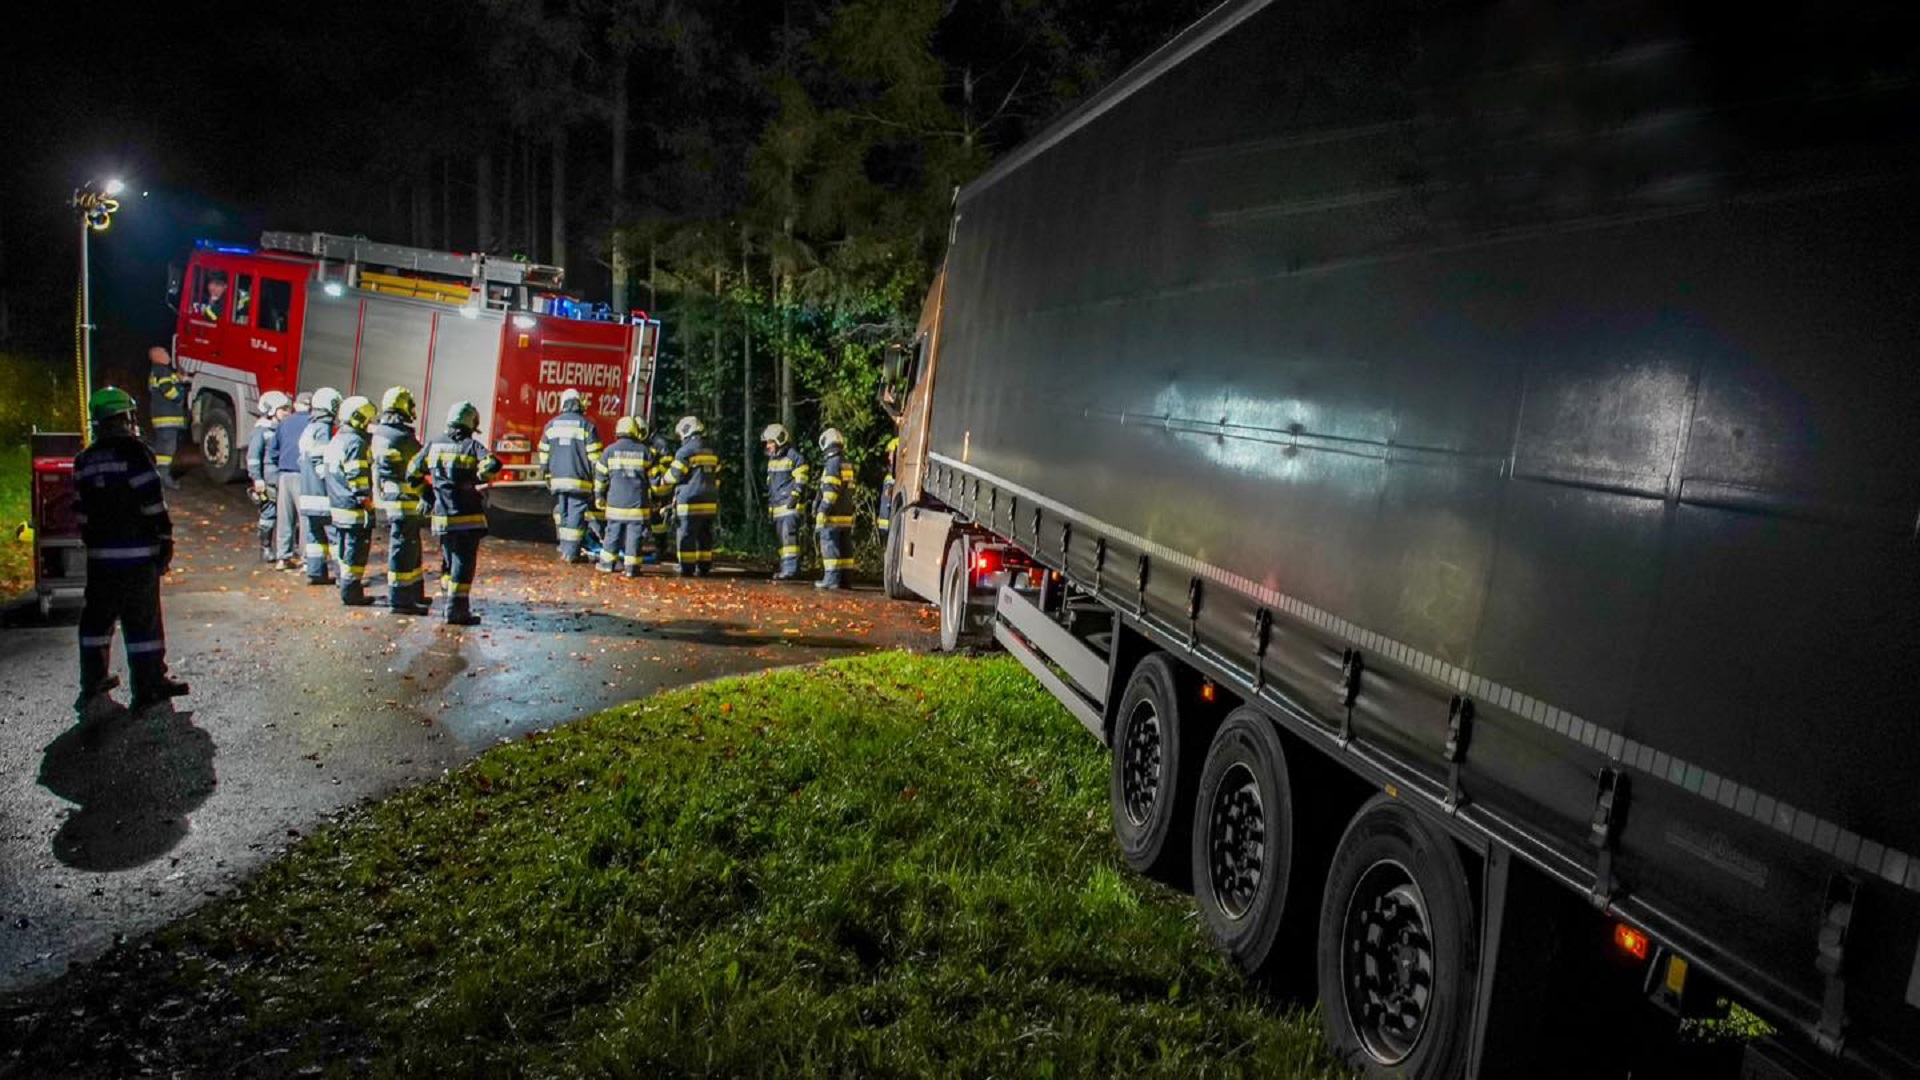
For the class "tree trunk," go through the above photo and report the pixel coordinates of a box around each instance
[610,59,631,312]
[498,148,513,257]
[550,129,568,271]
[476,151,494,253]
[741,223,755,531]
[711,264,724,423]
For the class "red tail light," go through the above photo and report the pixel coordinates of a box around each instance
[1613,923,1650,961]
[972,549,1003,575]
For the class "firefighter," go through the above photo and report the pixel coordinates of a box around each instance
[814,427,856,590]
[272,392,312,568]
[878,435,900,536]
[297,388,343,584]
[372,386,431,615]
[72,387,190,714]
[326,396,378,606]
[595,416,654,577]
[646,429,675,562]
[245,391,292,561]
[761,423,811,581]
[408,400,502,626]
[146,347,189,488]
[655,415,720,577]
[537,388,603,563]
[194,274,228,322]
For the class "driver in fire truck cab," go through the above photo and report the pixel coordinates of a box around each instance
[193,273,228,322]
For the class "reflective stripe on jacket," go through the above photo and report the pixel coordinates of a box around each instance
[766,445,811,517]
[595,437,654,520]
[658,435,720,513]
[537,410,603,493]
[148,367,188,428]
[371,417,426,517]
[74,435,171,562]
[325,428,374,527]
[409,432,502,534]
[297,417,338,516]
[247,418,280,484]
[814,449,855,528]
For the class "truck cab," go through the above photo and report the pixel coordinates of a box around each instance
[173,243,315,481]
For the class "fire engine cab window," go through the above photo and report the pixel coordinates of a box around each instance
[258,278,292,333]
[231,274,254,326]
[192,270,229,322]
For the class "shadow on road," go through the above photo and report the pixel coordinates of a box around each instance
[37,704,218,872]
[481,603,874,651]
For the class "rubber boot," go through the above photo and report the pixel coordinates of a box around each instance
[444,599,481,627]
[73,674,121,714]
[341,581,374,607]
[130,676,191,713]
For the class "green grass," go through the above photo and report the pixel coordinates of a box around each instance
[8,653,1339,1078]
[1,445,30,599]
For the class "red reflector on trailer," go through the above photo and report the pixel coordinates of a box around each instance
[1614,923,1650,961]
[1200,682,1217,703]
[973,550,1002,574]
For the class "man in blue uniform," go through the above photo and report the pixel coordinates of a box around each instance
[73,387,190,714]
[326,396,378,606]
[537,388,603,563]
[246,391,291,561]
[273,392,312,568]
[409,401,502,626]
[814,427,855,590]
[146,347,188,489]
[297,388,342,584]
[655,415,721,577]
[761,423,811,581]
[372,387,431,615]
[594,416,654,577]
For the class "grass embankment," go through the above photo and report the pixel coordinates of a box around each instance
[1,445,31,599]
[7,653,1338,1078]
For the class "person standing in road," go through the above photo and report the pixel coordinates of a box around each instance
[877,435,899,537]
[814,428,855,590]
[72,387,191,714]
[646,429,674,563]
[408,400,502,626]
[371,387,431,615]
[298,388,343,584]
[326,396,378,606]
[594,416,654,577]
[761,424,811,582]
[273,392,312,569]
[146,347,189,489]
[656,415,721,577]
[245,391,292,562]
[537,388,603,564]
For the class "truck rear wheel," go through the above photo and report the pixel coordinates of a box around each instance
[199,401,240,484]
[883,498,912,600]
[1318,797,1475,1079]
[1192,707,1311,984]
[1110,653,1206,887]
[938,535,990,651]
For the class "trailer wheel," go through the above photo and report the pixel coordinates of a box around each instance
[1110,653,1204,886]
[1319,797,1475,1079]
[883,498,912,600]
[938,536,989,651]
[200,402,240,484]
[1192,707,1308,980]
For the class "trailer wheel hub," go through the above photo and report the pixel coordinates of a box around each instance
[1120,700,1162,827]
[1341,862,1433,1066]
[1205,762,1265,920]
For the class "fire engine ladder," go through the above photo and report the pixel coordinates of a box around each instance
[259,232,566,309]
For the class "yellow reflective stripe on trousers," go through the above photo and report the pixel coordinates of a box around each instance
[823,558,857,570]
[678,502,718,516]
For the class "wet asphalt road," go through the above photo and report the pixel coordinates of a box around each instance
[0,476,937,993]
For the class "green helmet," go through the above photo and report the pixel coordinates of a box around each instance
[380,386,416,421]
[89,386,137,423]
[447,400,480,433]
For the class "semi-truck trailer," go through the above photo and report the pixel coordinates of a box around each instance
[881,2,1920,1076]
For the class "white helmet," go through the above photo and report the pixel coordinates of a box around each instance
[760,423,788,445]
[818,427,845,451]
[559,388,583,412]
[675,415,705,439]
[257,390,292,416]
[310,387,343,418]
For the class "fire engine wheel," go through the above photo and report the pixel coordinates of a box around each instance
[1110,653,1204,887]
[200,402,240,484]
[1192,707,1305,979]
[882,498,912,601]
[937,536,990,651]
[1318,797,1475,1079]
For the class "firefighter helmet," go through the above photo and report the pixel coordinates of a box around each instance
[257,390,292,416]
[88,386,138,423]
[615,416,646,441]
[380,386,417,421]
[818,427,845,451]
[447,400,480,434]
[310,387,343,419]
[341,396,376,432]
[559,388,584,412]
[675,415,705,439]
[886,436,900,454]
[760,423,789,446]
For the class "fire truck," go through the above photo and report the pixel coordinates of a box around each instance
[169,231,660,519]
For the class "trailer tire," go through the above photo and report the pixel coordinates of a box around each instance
[1192,707,1310,983]
[199,401,240,484]
[1110,653,1203,886]
[883,499,912,600]
[1318,797,1475,1080]
[938,536,989,651]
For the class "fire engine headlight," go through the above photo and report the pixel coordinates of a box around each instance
[512,314,537,330]
[322,282,345,298]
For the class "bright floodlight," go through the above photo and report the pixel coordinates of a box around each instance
[322,282,345,298]
[104,178,126,196]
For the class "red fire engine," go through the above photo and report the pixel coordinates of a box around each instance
[169,231,660,518]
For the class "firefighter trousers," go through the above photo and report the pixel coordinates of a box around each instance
[817,523,853,587]
[302,513,334,582]
[256,497,277,556]
[552,491,592,560]
[773,510,803,577]
[79,563,168,696]
[439,531,482,620]
[650,506,671,556]
[386,514,427,608]
[600,514,646,576]
[275,475,301,560]
[150,427,183,473]
[336,523,372,598]
[676,508,714,575]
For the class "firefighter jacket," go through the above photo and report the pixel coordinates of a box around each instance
[815,448,855,528]
[297,417,338,517]
[325,427,374,528]
[646,435,674,489]
[538,408,603,494]
[246,417,280,485]
[371,417,426,518]
[765,444,811,519]
[74,434,173,569]
[409,431,502,535]
[148,365,189,430]
[595,436,654,520]
[657,435,720,512]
